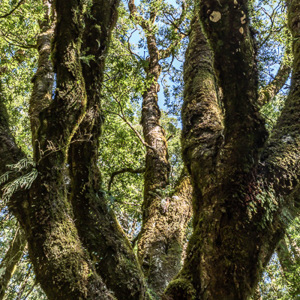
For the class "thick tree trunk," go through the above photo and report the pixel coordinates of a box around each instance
[68,2,147,299]
[164,0,299,299]
[10,1,114,299]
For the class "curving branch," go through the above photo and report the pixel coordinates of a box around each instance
[0,0,25,19]
[160,2,189,60]
[67,1,147,299]
[108,167,145,191]
[181,16,224,194]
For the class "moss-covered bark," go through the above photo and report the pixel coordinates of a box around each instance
[138,170,193,298]
[164,0,300,299]
[128,1,193,296]
[199,0,268,180]
[68,2,147,299]
[13,1,114,299]
[29,0,54,148]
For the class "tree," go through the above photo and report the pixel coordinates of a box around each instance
[0,0,299,300]
[164,0,299,299]
[127,1,193,295]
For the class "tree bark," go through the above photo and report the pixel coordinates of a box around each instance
[138,170,193,297]
[128,1,193,296]
[13,1,114,299]
[164,0,300,299]
[68,2,147,299]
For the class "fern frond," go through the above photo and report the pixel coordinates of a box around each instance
[1,169,38,202]
[0,171,13,185]
[6,158,35,172]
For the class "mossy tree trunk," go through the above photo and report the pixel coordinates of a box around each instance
[1,0,145,299]
[128,1,193,296]
[0,84,28,300]
[68,2,147,299]
[20,1,113,298]
[164,0,300,299]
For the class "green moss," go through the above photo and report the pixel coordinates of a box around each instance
[164,278,196,300]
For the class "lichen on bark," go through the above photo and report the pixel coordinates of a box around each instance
[164,0,300,299]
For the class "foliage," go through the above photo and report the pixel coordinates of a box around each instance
[256,218,300,299]
[249,0,292,87]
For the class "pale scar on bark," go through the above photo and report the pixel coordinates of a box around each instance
[209,11,222,22]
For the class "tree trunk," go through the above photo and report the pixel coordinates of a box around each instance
[68,2,147,299]
[7,1,115,299]
[128,2,194,296]
[138,168,193,297]
[164,0,300,299]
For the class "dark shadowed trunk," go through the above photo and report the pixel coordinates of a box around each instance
[68,1,147,299]
[164,0,299,299]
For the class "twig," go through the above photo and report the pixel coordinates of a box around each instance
[0,0,25,19]
[108,167,145,191]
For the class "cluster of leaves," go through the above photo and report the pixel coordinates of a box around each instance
[249,0,292,88]
[0,159,37,203]
[0,0,44,155]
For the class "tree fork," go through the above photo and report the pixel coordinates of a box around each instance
[68,1,147,299]
[164,0,299,299]
[17,1,114,298]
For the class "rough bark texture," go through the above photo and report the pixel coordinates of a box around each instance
[0,228,26,300]
[11,1,114,299]
[128,1,193,296]
[29,0,54,146]
[138,45,172,296]
[164,1,299,299]
[138,170,193,298]
[68,2,147,299]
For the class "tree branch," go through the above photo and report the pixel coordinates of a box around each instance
[107,90,158,154]
[108,167,145,191]
[128,0,149,31]
[0,228,26,300]
[0,0,25,19]
[181,16,224,192]
[160,2,189,60]
[199,0,268,180]
[258,62,291,107]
